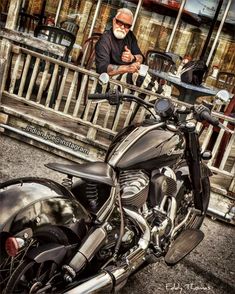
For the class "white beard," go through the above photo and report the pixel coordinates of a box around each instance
[113,28,127,39]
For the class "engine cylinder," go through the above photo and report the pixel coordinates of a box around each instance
[119,170,149,208]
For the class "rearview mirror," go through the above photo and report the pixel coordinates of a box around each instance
[215,89,230,104]
[99,73,109,85]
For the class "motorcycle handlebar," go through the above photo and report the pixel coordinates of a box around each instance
[88,90,154,107]
[198,110,219,126]
[88,90,121,105]
[88,90,220,127]
[88,93,110,99]
[193,104,219,127]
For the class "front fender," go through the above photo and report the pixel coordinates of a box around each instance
[175,161,212,179]
[200,162,213,178]
[174,161,212,196]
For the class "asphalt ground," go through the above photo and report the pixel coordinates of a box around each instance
[0,134,234,294]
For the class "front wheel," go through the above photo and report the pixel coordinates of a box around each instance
[163,176,210,265]
[175,176,210,230]
[4,259,60,294]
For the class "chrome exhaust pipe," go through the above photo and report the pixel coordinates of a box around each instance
[65,208,151,294]
[65,265,129,294]
[65,247,146,294]
[66,227,107,276]
[123,207,151,249]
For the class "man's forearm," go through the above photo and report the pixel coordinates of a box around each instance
[107,64,128,76]
[133,54,143,64]
[107,60,142,76]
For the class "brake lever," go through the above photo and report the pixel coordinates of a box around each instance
[218,122,234,134]
[91,99,107,104]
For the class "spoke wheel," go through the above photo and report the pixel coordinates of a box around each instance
[0,239,37,289]
[5,259,59,294]
[1,225,69,291]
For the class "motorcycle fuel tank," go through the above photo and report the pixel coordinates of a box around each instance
[0,177,90,233]
[108,123,185,170]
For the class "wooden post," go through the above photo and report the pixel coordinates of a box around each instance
[0,0,22,100]
[0,59,5,102]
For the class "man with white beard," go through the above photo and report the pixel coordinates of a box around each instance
[95,8,144,77]
[95,7,171,106]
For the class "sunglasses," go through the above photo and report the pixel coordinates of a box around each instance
[115,18,132,29]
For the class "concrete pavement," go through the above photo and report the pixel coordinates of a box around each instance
[0,134,234,294]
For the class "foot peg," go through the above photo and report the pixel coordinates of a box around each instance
[165,229,204,265]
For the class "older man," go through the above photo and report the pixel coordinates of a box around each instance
[95,8,171,101]
[95,8,144,77]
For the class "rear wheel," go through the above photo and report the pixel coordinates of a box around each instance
[5,259,60,293]
[0,236,37,289]
[33,224,70,245]
[1,225,70,293]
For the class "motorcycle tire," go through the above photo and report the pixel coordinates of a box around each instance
[4,258,59,294]
[33,224,70,245]
[175,176,210,229]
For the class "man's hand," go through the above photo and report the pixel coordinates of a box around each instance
[121,46,135,63]
[126,62,140,73]
[107,61,140,76]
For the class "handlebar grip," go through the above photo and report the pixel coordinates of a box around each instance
[88,89,121,105]
[88,93,109,99]
[199,110,220,127]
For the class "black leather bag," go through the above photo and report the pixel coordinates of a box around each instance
[180,60,208,86]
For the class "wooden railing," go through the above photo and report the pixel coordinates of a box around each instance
[1,41,162,146]
[198,112,235,194]
[0,31,234,199]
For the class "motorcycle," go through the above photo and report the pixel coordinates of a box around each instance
[0,89,229,293]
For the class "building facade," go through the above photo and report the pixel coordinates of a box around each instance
[1,0,235,82]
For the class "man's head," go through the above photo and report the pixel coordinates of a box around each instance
[113,8,133,39]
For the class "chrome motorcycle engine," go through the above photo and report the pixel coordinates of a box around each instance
[119,170,149,208]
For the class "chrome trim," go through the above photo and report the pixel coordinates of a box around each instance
[169,197,177,224]
[158,195,177,225]
[207,207,235,221]
[69,227,107,272]
[65,207,151,294]
[65,271,113,294]
[123,207,151,249]
[170,208,201,238]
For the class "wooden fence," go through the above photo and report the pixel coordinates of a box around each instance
[0,29,234,223]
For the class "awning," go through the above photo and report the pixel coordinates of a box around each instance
[128,0,201,26]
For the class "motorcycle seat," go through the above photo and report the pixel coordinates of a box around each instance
[45,162,115,186]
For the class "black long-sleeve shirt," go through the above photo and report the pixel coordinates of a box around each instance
[95,28,143,74]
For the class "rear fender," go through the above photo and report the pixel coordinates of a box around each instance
[0,177,90,233]
[27,243,67,264]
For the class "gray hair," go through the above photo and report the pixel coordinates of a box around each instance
[116,8,133,20]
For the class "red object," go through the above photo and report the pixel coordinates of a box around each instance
[168,0,180,8]
[5,237,19,257]
[46,16,55,26]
